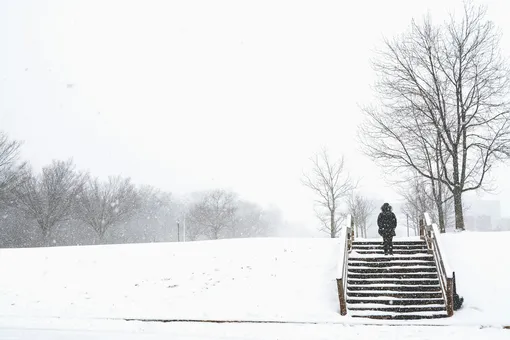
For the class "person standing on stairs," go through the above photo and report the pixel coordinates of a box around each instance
[377,203,397,255]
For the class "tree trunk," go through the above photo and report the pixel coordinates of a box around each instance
[435,182,446,233]
[330,208,336,238]
[431,178,446,233]
[453,187,465,231]
[437,201,446,233]
[40,225,52,246]
[212,226,220,240]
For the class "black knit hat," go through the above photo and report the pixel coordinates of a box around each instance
[381,203,392,212]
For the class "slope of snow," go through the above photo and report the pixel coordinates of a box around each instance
[353,233,510,326]
[0,233,509,329]
[440,231,510,326]
[0,238,341,323]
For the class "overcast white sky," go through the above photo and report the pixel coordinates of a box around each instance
[1,0,510,235]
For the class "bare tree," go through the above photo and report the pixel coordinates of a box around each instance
[348,194,375,238]
[0,205,37,248]
[302,149,356,238]
[228,200,269,238]
[0,132,26,204]
[181,213,205,241]
[75,176,141,241]
[11,159,87,243]
[400,176,436,234]
[137,187,174,242]
[186,189,238,240]
[359,2,510,230]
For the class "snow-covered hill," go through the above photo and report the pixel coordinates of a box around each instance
[0,232,509,338]
[440,231,510,326]
[0,238,341,322]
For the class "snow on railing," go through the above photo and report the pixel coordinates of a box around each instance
[336,214,351,278]
[424,212,433,227]
[431,223,453,277]
[422,212,455,316]
[337,214,353,316]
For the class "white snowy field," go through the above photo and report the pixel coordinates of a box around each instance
[0,232,509,338]
[440,231,510,326]
[0,238,341,322]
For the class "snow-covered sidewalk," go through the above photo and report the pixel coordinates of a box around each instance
[0,317,508,340]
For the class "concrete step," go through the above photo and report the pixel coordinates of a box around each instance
[347,267,438,273]
[352,250,429,255]
[349,256,434,262]
[347,304,446,313]
[347,298,445,305]
[347,272,439,279]
[353,240,425,246]
[350,311,449,320]
[348,261,436,267]
[346,291,444,299]
[347,285,441,292]
[347,279,440,285]
[352,245,428,251]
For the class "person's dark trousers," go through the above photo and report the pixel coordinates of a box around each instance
[382,235,394,255]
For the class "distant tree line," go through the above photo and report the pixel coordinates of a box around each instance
[0,132,283,248]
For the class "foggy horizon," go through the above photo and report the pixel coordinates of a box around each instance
[2,0,510,236]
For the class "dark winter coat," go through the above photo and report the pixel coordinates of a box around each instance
[377,205,397,237]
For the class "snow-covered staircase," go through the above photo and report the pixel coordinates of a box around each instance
[346,239,449,320]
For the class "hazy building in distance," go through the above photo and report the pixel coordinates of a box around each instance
[496,218,510,231]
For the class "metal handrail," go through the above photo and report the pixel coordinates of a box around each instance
[420,212,455,316]
[337,214,354,315]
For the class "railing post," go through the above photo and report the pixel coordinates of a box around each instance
[351,217,355,248]
[337,215,352,316]
[419,218,425,239]
[347,228,351,251]
[446,277,454,316]
[337,278,347,315]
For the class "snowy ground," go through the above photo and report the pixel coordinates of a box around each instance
[0,238,341,322]
[0,318,508,340]
[440,231,510,326]
[0,233,509,337]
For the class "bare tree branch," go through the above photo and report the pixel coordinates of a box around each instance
[359,2,510,230]
[11,159,87,243]
[75,176,141,241]
[348,194,375,238]
[302,149,356,237]
[186,189,238,240]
